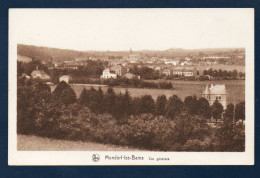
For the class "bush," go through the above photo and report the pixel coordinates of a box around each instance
[123,114,175,150]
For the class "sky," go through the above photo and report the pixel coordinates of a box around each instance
[10,8,254,51]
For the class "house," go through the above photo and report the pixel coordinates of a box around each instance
[182,67,198,77]
[172,66,184,76]
[109,65,127,77]
[124,73,140,79]
[101,69,117,79]
[17,55,32,63]
[172,67,198,77]
[162,69,171,76]
[31,67,50,80]
[202,56,231,60]
[59,75,70,84]
[202,84,227,109]
[128,54,140,63]
[164,60,179,66]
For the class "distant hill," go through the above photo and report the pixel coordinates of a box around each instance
[17,44,245,62]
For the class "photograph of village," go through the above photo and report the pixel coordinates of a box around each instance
[16,9,246,152]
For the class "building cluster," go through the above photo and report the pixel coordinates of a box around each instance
[100,64,140,79]
[162,66,198,77]
[18,49,245,81]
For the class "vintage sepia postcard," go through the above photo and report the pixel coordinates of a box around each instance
[8,8,254,165]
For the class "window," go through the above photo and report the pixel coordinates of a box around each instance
[216,96,221,100]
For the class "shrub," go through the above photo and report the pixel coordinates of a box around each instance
[124,114,175,150]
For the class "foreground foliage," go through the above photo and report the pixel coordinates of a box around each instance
[17,78,245,151]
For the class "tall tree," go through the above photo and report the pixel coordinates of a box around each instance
[139,95,156,114]
[52,81,77,106]
[197,97,212,119]
[184,96,198,115]
[97,87,105,114]
[235,101,245,124]
[105,87,116,114]
[165,95,183,120]
[156,95,167,116]
[211,100,224,123]
[78,88,89,106]
[224,103,234,119]
[122,90,132,116]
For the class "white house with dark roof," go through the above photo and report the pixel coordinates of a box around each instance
[101,69,117,79]
[202,84,227,109]
[31,66,50,80]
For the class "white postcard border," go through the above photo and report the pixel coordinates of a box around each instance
[8,8,254,165]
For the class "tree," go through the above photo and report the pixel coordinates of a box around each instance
[156,95,167,116]
[197,97,211,119]
[165,95,183,120]
[17,79,52,134]
[218,69,223,78]
[96,87,105,114]
[105,87,116,114]
[139,95,156,114]
[224,103,234,119]
[78,88,89,106]
[122,90,132,116]
[211,100,224,123]
[50,69,60,84]
[215,117,245,151]
[52,81,77,106]
[17,61,24,77]
[17,82,34,134]
[184,96,198,115]
[173,115,195,144]
[239,72,243,79]
[203,70,208,76]
[132,97,141,115]
[235,101,245,124]
[232,69,238,79]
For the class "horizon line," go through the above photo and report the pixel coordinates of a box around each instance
[17,43,246,52]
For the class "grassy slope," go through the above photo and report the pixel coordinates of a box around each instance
[17,135,141,151]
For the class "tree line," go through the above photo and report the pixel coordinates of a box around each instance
[203,68,245,79]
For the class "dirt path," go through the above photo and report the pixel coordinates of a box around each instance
[17,135,141,151]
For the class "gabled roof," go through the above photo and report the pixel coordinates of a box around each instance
[203,84,227,95]
[209,84,226,95]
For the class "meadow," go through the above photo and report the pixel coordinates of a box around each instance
[50,80,245,104]
[17,135,141,151]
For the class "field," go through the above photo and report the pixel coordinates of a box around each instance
[50,80,245,104]
[17,135,141,151]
